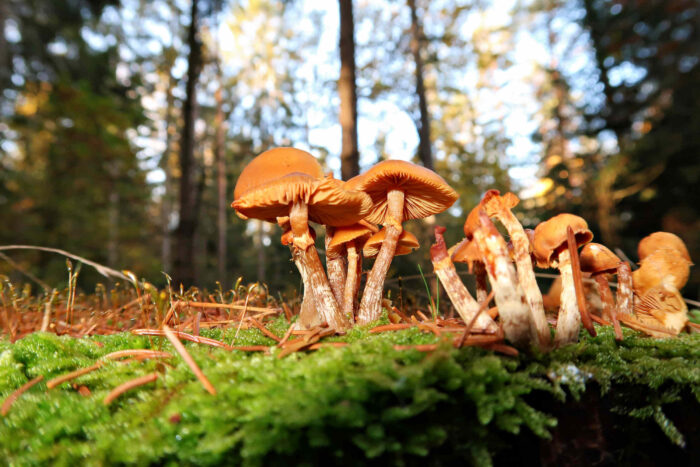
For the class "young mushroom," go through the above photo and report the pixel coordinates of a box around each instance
[233,173,371,331]
[327,221,378,320]
[452,237,490,305]
[471,211,537,348]
[431,226,499,333]
[533,214,595,346]
[345,160,458,324]
[483,191,551,348]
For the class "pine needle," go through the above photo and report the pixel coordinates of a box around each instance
[162,325,216,395]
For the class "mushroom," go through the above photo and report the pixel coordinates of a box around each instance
[233,173,371,330]
[533,214,595,346]
[327,221,378,319]
[345,160,458,324]
[362,228,420,258]
[451,238,490,304]
[430,226,499,333]
[325,225,347,307]
[483,192,551,348]
[471,211,537,348]
[633,283,688,337]
[580,243,630,340]
[638,232,691,263]
[633,247,691,297]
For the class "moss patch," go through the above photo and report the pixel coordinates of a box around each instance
[1,325,698,466]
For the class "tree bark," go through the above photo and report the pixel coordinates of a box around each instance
[214,62,227,285]
[338,0,360,180]
[173,0,201,288]
[407,0,433,170]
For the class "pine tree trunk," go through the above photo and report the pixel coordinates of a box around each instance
[174,0,201,287]
[338,0,360,180]
[407,0,433,170]
[214,63,227,285]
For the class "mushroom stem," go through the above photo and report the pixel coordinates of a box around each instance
[488,204,551,348]
[343,241,360,320]
[431,226,498,332]
[357,189,404,324]
[473,212,536,348]
[473,262,490,305]
[594,274,622,340]
[553,249,581,346]
[566,226,596,336]
[616,261,633,316]
[293,254,322,329]
[290,202,350,331]
[325,226,347,307]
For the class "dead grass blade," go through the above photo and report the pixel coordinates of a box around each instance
[46,362,103,389]
[163,325,216,395]
[103,373,159,405]
[103,349,173,361]
[1,375,44,416]
[131,328,230,350]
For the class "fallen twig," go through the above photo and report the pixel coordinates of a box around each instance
[46,362,103,389]
[1,375,44,416]
[103,373,159,406]
[103,349,173,361]
[131,328,229,350]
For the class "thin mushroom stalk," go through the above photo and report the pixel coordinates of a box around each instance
[431,226,498,333]
[472,211,537,348]
[343,241,360,320]
[325,226,347,307]
[566,226,596,337]
[357,189,404,324]
[290,202,350,330]
[616,261,633,316]
[485,193,550,348]
[553,247,580,346]
[294,255,322,329]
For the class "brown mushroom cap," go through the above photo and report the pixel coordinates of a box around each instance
[326,221,378,258]
[363,228,420,258]
[233,147,324,200]
[233,172,371,226]
[533,213,593,266]
[633,247,691,295]
[580,243,621,275]
[451,238,481,270]
[345,160,458,225]
[638,232,691,263]
[463,189,501,238]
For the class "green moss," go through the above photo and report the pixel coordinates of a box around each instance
[0,325,698,465]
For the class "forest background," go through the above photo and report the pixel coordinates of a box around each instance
[1,0,698,301]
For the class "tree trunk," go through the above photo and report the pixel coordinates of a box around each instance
[407,0,433,170]
[338,0,360,180]
[173,0,201,288]
[214,63,227,285]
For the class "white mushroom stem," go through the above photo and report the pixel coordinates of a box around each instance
[290,202,350,331]
[488,204,551,348]
[357,189,404,324]
[472,212,537,348]
[593,274,622,340]
[293,254,323,330]
[616,261,633,316]
[343,241,360,319]
[553,248,580,346]
[431,227,498,333]
[325,226,347,307]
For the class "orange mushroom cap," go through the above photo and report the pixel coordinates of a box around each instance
[632,247,691,296]
[463,189,500,239]
[580,243,621,275]
[345,160,458,225]
[281,226,316,246]
[533,214,593,267]
[363,228,420,258]
[638,232,691,263]
[451,238,482,271]
[232,172,371,226]
[233,147,324,200]
[326,221,378,259]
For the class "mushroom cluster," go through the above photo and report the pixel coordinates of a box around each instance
[232,148,693,348]
[232,148,457,331]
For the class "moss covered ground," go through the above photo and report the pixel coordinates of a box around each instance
[1,319,698,466]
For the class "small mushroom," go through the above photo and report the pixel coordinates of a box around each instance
[234,173,371,330]
[633,247,691,297]
[580,243,630,340]
[472,211,537,348]
[346,160,458,324]
[362,228,420,258]
[327,221,378,320]
[484,192,551,348]
[431,226,498,333]
[533,214,595,346]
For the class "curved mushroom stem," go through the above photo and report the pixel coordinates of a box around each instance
[473,212,537,348]
[473,262,490,305]
[290,202,350,331]
[293,255,322,329]
[325,226,347,307]
[553,249,581,346]
[343,241,360,320]
[566,226,596,337]
[616,261,633,316]
[431,226,498,333]
[488,203,551,348]
[356,189,404,324]
[593,274,622,341]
